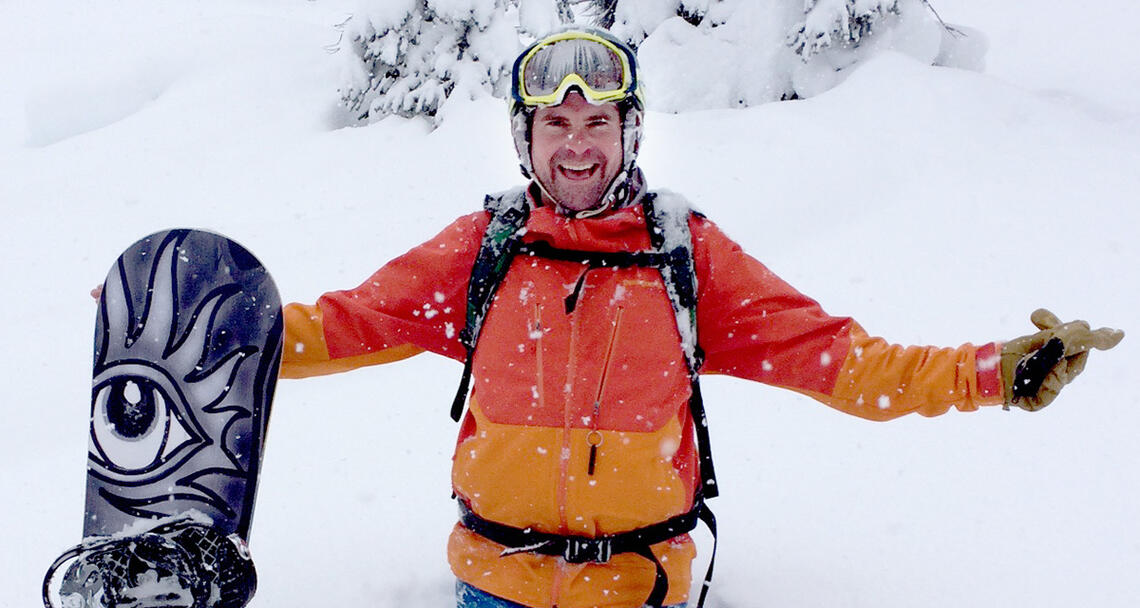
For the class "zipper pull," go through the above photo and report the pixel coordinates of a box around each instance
[586,429,602,476]
[565,266,593,314]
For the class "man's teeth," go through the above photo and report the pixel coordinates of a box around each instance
[561,163,595,171]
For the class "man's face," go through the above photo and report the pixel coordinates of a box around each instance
[530,92,623,213]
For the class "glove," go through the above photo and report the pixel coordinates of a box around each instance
[1001,308,1124,411]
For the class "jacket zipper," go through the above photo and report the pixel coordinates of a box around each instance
[532,301,546,419]
[588,305,623,476]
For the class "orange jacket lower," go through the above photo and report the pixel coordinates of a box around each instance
[280,191,1004,608]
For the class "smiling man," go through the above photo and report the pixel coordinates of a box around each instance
[279,27,1122,608]
[529,92,624,213]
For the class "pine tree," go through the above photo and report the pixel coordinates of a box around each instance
[338,0,518,126]
[787,0,902,58]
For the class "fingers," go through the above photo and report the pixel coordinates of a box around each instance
[1041,372,1064,407]
[1027,309,1124,353]
[1030,308,1062,330]
[1019,349,1095,411]
[1069,326,1124,352]
[1054,324,1125,354]
[1019,371,1064,411]
[1090,327,1125,351]
[1039,372,1064,407]
[1064,351,1089,380]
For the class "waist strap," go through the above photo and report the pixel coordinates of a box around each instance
[457,499,717,608]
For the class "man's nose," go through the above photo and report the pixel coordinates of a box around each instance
[563,128,592,154]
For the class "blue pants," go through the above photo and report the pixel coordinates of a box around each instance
[456,580,687,608]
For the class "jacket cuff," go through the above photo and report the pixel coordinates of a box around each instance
[975,341,1004,404]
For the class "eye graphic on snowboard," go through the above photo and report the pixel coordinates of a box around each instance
[86,230,280,535]
[89,365,206,479]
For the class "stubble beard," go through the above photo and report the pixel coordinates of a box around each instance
[541,152,614,213]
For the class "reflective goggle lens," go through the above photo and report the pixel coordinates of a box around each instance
[519,37,630,104]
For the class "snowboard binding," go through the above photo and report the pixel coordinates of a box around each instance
[42,514,256,608]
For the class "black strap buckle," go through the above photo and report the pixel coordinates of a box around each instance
[563,536,612,564]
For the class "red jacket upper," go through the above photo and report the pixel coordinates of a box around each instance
[280,190,1005,608]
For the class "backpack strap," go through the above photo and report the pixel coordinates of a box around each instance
[642,191,718,499]
[450,187,530,422]
[641,191,702,376]
[643,192,720,607]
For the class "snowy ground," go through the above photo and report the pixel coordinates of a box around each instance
[2,1,1138,607]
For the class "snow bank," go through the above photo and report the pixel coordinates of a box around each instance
[2,1,1136,607]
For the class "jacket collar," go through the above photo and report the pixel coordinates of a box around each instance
[523,179,654,252]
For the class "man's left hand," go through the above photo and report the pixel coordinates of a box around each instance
[1001,308,1124,411]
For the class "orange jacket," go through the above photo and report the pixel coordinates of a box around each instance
[281,192,1005,608]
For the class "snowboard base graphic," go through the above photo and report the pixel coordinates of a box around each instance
[43,229,282,608]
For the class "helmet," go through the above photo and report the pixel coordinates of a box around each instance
[509,27,645,215]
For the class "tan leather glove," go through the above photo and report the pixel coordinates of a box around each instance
[1001,308,1124,411]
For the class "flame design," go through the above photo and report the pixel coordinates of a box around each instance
[85,230,279,539]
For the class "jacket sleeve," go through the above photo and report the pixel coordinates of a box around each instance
[280,212,488,379]
[692,217,1004,420]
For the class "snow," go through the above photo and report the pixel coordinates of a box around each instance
[3,1,1138,607]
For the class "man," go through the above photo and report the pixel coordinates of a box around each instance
[280,28,1122,608]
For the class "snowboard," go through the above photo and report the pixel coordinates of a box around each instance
[43,229,282,608]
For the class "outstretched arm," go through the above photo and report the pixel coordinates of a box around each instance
[692,218,1082,420]
[280,212,489,379]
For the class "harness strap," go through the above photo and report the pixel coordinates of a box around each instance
[689,380,718,499]
[517,240,672,314]
[450,357,475,422]
[517,240,669,267]
[693,499,718,608]
[457,499,715,608]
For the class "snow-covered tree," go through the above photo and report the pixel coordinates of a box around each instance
[336,0,733,125]
[618,0,984,110]
[782,0,985,99]
[787,0,901,58]
[337,0,520,126]
[336,0,984,123]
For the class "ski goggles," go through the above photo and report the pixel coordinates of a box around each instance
[511,31,640,108]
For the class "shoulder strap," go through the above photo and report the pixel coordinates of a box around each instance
[641,191,702,377]
[642,191,718,499]
[450,188,530,421]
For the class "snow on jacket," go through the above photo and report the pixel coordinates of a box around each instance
[280,190,1005,608]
